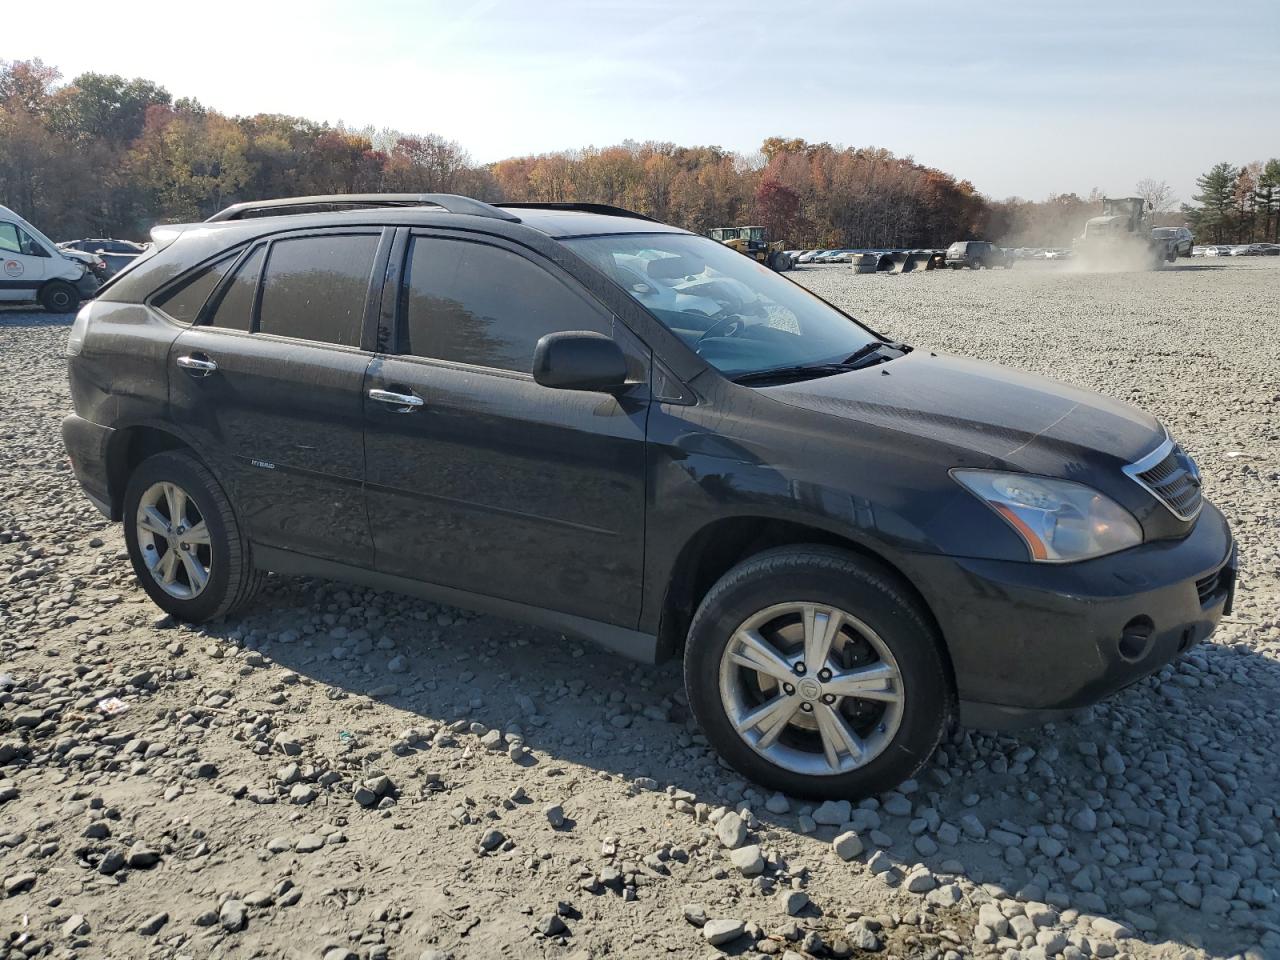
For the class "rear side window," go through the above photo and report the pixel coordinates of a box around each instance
[402,237,610,372]
[154,256,236,324]
[258,234,378,347]
[205,246,264,332]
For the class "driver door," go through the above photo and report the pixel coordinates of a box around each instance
[0,221,46,300]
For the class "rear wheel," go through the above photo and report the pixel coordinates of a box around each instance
[39,280,79,314]
[123,450,264,622]
[684,546,952,799]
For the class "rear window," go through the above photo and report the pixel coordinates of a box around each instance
[205,246,264,332]
[153,257,236,324]
[257,234,378,347]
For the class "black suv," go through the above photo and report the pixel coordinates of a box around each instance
[62,193,1235,798]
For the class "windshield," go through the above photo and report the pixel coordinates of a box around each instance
[1152,228,1174,238]
[564,233,879,378]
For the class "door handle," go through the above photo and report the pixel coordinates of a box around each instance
[368,388,425,412]
[176,354,218,377]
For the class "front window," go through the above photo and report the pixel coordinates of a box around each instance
[564,233,879,379]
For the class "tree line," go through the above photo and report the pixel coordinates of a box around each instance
[1,59,1275,249]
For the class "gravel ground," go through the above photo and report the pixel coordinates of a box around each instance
[1,258,1277,960]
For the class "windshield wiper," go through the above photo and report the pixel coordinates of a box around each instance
[842,340,909,367]
[730,363,860,385]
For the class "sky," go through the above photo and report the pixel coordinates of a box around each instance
[6,0,1277,204]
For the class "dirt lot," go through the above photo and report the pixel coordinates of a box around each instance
[2,259,1277,960]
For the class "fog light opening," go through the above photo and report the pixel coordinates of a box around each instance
[1177,627,1194,654]
[1117,616,1154,663]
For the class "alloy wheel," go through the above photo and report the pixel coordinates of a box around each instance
[134,481,213,599]
[717,601,905,776]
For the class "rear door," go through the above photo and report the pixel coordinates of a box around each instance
[362,230,650,627]
[166,229,390,565]
[0,221,47,300]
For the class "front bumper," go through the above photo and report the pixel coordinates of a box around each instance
[76,272,102,297]
[903,501,1235,728]
[62,414,115,519]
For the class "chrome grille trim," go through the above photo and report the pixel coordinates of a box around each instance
[1123,432,1203,522]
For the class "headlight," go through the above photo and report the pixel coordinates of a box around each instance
[952,469,1142,563]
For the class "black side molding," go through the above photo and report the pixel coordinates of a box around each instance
[253,545,659,663]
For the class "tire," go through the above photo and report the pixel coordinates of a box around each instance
[39,280,80,314]
[122,450,264,622]
[683,545,952,799]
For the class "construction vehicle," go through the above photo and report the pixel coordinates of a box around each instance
[708,226,793,271]
[1073,198,1177,270]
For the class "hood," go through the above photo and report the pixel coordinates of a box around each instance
[759,351,1164,478]
[59,248,98,267]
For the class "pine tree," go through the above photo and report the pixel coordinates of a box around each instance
[1187,162,1238,244]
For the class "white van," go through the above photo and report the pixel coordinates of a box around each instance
[0,205,102,312]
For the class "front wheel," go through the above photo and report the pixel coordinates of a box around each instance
[684,546,952,799]
[39,280,80,314]
[123,450,264,622]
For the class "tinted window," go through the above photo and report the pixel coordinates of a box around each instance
[0,224,20,255]
[403,237,610,372]
[258,234,378,346]
[154,257,235,324]
[206,247,264,332]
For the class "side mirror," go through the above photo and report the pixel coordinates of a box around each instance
[532,331,628,393]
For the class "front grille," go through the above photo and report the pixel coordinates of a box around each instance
[1124,436,1203,521]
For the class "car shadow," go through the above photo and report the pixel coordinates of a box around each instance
[0,307,75,327]
[213,572,1278,958]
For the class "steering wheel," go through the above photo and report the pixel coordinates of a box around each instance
[694,313,747,350]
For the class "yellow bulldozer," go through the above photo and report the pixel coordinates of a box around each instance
[708,226,793,271]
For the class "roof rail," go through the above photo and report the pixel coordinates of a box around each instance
[494,202,657,222]
[205,193,521,223]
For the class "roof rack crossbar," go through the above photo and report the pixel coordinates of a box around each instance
[493,202,657,222]
[205,193,521,223]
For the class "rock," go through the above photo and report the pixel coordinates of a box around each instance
[479,828,505,851]
[682,903,708,927]
[702,918,746,946]
[783,890,809,916]
[324,949,357,960]
[905,868,936,893]
[138,912,169,935]
[845,922,882,951]
[62,914,90,937]
[534,912,566,936]
[386,654,408,673]
[833,830,864,861]
[295,833,325,853]
[127,842,161,868]
[812,799,851,825]
[1071,807,1098,832]
[480,729,505,751]
[97,849,125,875]
[729,843,765,876]
[1090,917,1133,940]
[544,803,566,828]
[765,793,791,814]
[219,899,247,932]
[716,810,748,848]
[4,872,36,895]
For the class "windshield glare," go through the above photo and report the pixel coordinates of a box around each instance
[564,233,878,378]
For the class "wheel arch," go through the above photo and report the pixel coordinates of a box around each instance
[105,423,219,520]
[655,516,957,695]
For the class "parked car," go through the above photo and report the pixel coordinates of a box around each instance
[1257,243,1280,256]
[797,250,827,263]
[61,238,149,279]
[0,205,102,311]
[1203,245,1231,257]
[1190,246,1206,257]
[945,240,1011,269]
[1228,245,1253,256]
[1151,226,1194,258]
[62,193,1236,798]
